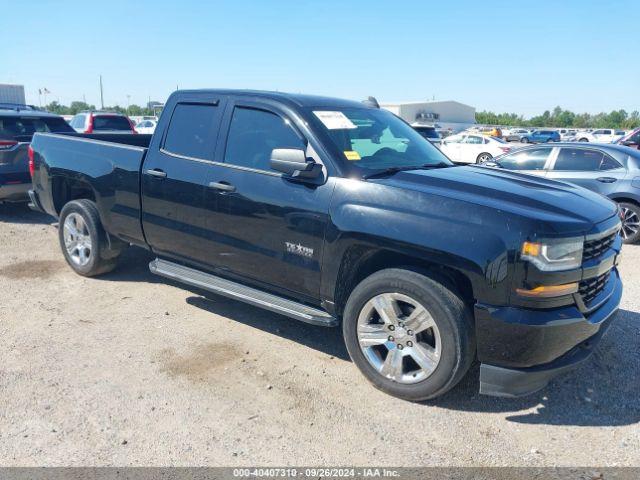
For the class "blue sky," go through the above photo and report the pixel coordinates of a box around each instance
[2,0,638,115]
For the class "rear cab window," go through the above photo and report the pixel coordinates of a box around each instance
[162,102,223,160]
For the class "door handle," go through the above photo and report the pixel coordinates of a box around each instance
[208,181,236,193]
[596,177,617,183]
[146,168,167,179]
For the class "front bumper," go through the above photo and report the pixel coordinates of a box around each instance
[476,268,622,397]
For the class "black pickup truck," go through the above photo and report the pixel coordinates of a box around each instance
[29,89,623,400]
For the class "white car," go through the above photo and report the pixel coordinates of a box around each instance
[439,133,513,164]
[135,119,157,134]
[576,128,626,143]
[557,128,577,141]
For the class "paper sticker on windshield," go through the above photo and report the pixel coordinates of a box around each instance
[344,150,361,161]
[313,111,357,130]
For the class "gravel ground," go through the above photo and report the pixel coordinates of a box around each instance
[0,202,638,466]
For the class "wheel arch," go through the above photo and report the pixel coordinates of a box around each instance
[332,245,476,317]
[52,175,97,216]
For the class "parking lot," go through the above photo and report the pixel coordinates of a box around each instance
[0,202,638,466]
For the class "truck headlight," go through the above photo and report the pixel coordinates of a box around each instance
[521,238,583,271]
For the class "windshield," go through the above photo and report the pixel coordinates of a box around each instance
[310,108,452,172]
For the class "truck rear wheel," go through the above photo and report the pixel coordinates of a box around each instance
[58,199,121,276]
[343,268,475,401]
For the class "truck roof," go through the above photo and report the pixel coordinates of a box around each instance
[175,89,371,109]
[0,108,63,118]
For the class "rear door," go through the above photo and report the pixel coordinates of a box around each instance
[545,146,627,195]
[198,98,334,300]
[141,95,228,264]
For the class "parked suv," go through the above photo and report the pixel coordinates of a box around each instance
[29,89,622,401]
[0,104,74,202]
[520,130,561,143]
[69,111,137,134]
[487,143,640,242]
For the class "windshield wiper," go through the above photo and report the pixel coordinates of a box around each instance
[363,162,451,179]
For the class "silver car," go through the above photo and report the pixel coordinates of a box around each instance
[484,142,640,243]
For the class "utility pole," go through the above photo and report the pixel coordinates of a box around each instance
[126,94,131,115]
[99,75,104,110]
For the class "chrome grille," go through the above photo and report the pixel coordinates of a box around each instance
[583,232,617,261]
[579,271,611,304]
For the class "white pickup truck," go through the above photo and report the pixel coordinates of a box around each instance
[577,128,626,143]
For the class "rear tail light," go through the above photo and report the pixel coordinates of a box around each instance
[128,117,138,134]
[28,145,35,178]
[499,147,511,154]
[0,140,18,150]
[84,114,94,134]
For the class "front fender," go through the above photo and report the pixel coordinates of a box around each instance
[320,179,517,308]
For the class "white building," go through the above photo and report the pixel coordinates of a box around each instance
[0,84,26,105]
[381,100,476,132]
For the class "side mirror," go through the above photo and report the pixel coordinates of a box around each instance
[270,148,323,180]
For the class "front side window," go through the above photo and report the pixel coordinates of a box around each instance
[311,107,451,172]
[163,103,222,160]
[554,148,621,171]
[497,147,551,170]
[224,107,305,171]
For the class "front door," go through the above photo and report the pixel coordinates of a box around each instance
[141,96,227,264]
[200,101,333,301]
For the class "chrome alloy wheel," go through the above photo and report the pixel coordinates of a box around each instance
[63,213,92,266]
[621,207,640,240]
[357,293,442,384]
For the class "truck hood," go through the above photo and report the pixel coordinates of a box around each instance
[374,165,617,234]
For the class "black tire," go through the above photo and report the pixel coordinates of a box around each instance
[578,138,589,142]
[476,153,492,164]
[619,202,640,244]
[342,268,475,401]
[521,137,529,143]
[58,199,122,276]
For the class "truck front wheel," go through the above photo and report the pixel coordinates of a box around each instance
[343,268,475,401]
[58,199,121,277]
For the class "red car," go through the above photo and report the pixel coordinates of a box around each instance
[617,127,640,150]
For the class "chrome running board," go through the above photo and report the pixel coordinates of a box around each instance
[149,258,337,327]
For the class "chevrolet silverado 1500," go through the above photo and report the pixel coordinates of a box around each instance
[28,89,623,400]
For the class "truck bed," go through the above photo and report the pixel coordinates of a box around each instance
[53,131,153,148]
[30,132,154,245]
